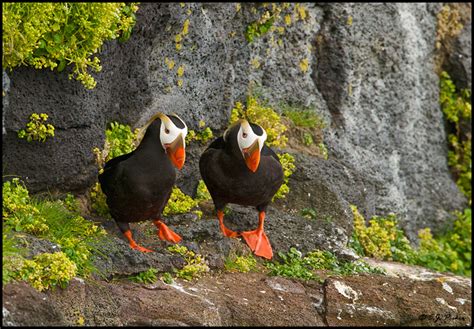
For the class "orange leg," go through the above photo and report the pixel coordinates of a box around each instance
[217,210,239,238]
[240,211,273,259]
[123,230,153,253]
[154,220,182,244]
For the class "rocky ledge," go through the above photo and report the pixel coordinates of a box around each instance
[3,259,471,326]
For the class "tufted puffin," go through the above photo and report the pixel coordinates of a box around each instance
[99,113,188,252]
[199,119,284,259]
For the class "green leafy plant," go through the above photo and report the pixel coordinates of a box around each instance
[265,247,384,281]
[439,71,471,202]
[17,113,55,143]
[231,96,288,148]
[186,120,214,145]
[161,272,174,284]
[282,107,326,129]
[167,244,209,281]
[195,180,211,202]
[224,253,257,273]
[246,16,275,43]
[3,178,107,278]
[350,205,472,276]
[128,268,158,284]
[2,227,25,285]
[273,153,296,200]
[163,187,200,217]
[265,247,319,281]
[91,121,139,217]
[19,251,77,292]
[3,3,139,89]
[301,207,318,220]
[105,122,139,162]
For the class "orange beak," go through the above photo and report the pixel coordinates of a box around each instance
[242,139,261,173]
[165,133,185,170]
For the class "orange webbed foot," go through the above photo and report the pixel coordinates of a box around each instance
[241,229,273,259]
[130,243,154,253]
[124,230,154,253]
[155,220,182,244]
[217,210,239,238]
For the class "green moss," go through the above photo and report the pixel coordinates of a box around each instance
[19,251,77,292]
[350,205,472,276]
[17,113,55,143]
[439,71,471,202]
[128,268,158,284]
[167,245,209,281]
[224,253,257,273]
[2,3,139,89]
[273,153,296,200]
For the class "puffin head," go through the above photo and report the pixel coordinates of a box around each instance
[224,119,267,173]
[137,112,188,170]
[159,113,188,170]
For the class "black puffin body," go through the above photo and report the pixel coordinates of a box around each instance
[99,113,188,252]
[199,119,284,259]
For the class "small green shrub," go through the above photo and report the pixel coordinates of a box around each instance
[186,120,214,145]
[91,121,139,217]
[63,193,79,213]
[350,205,416,264]
[273,153,296,200]
[90,182,111,219]
[161,272,174,284]
[195,180,211,202]
[350,205,472,276]
[439,71,471,202]
[301,207,318,220]
[128,268,158,284]
[2,227,25,285]
[19,252,77,292]
[265,247,384,281]
[2,3,139,89]
[282,107,326,129]
[246,15,275,43]
[230,96,288,148]
[224,253,257,273]
[167,244,209,281]
[17,113,55,143]
[3,178,107,278]
[265,247,318,280]
[105,122,139,162]
[163,187,200,217]
[3,178,49,235]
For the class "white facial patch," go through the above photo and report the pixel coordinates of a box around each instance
[159,114,188,150]
[237,120,267,154]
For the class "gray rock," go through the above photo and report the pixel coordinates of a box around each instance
[2,3,469,241]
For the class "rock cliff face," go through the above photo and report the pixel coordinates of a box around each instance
[1,3,471,325]
[2,3,468,238]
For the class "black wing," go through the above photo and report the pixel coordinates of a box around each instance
[261,144,280,163]
[206,136,226,150]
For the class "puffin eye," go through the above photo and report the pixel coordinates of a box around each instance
[242,132,247,138]
[165,128,170,134]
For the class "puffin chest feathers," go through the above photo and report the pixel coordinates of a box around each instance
[212,150,283,206]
